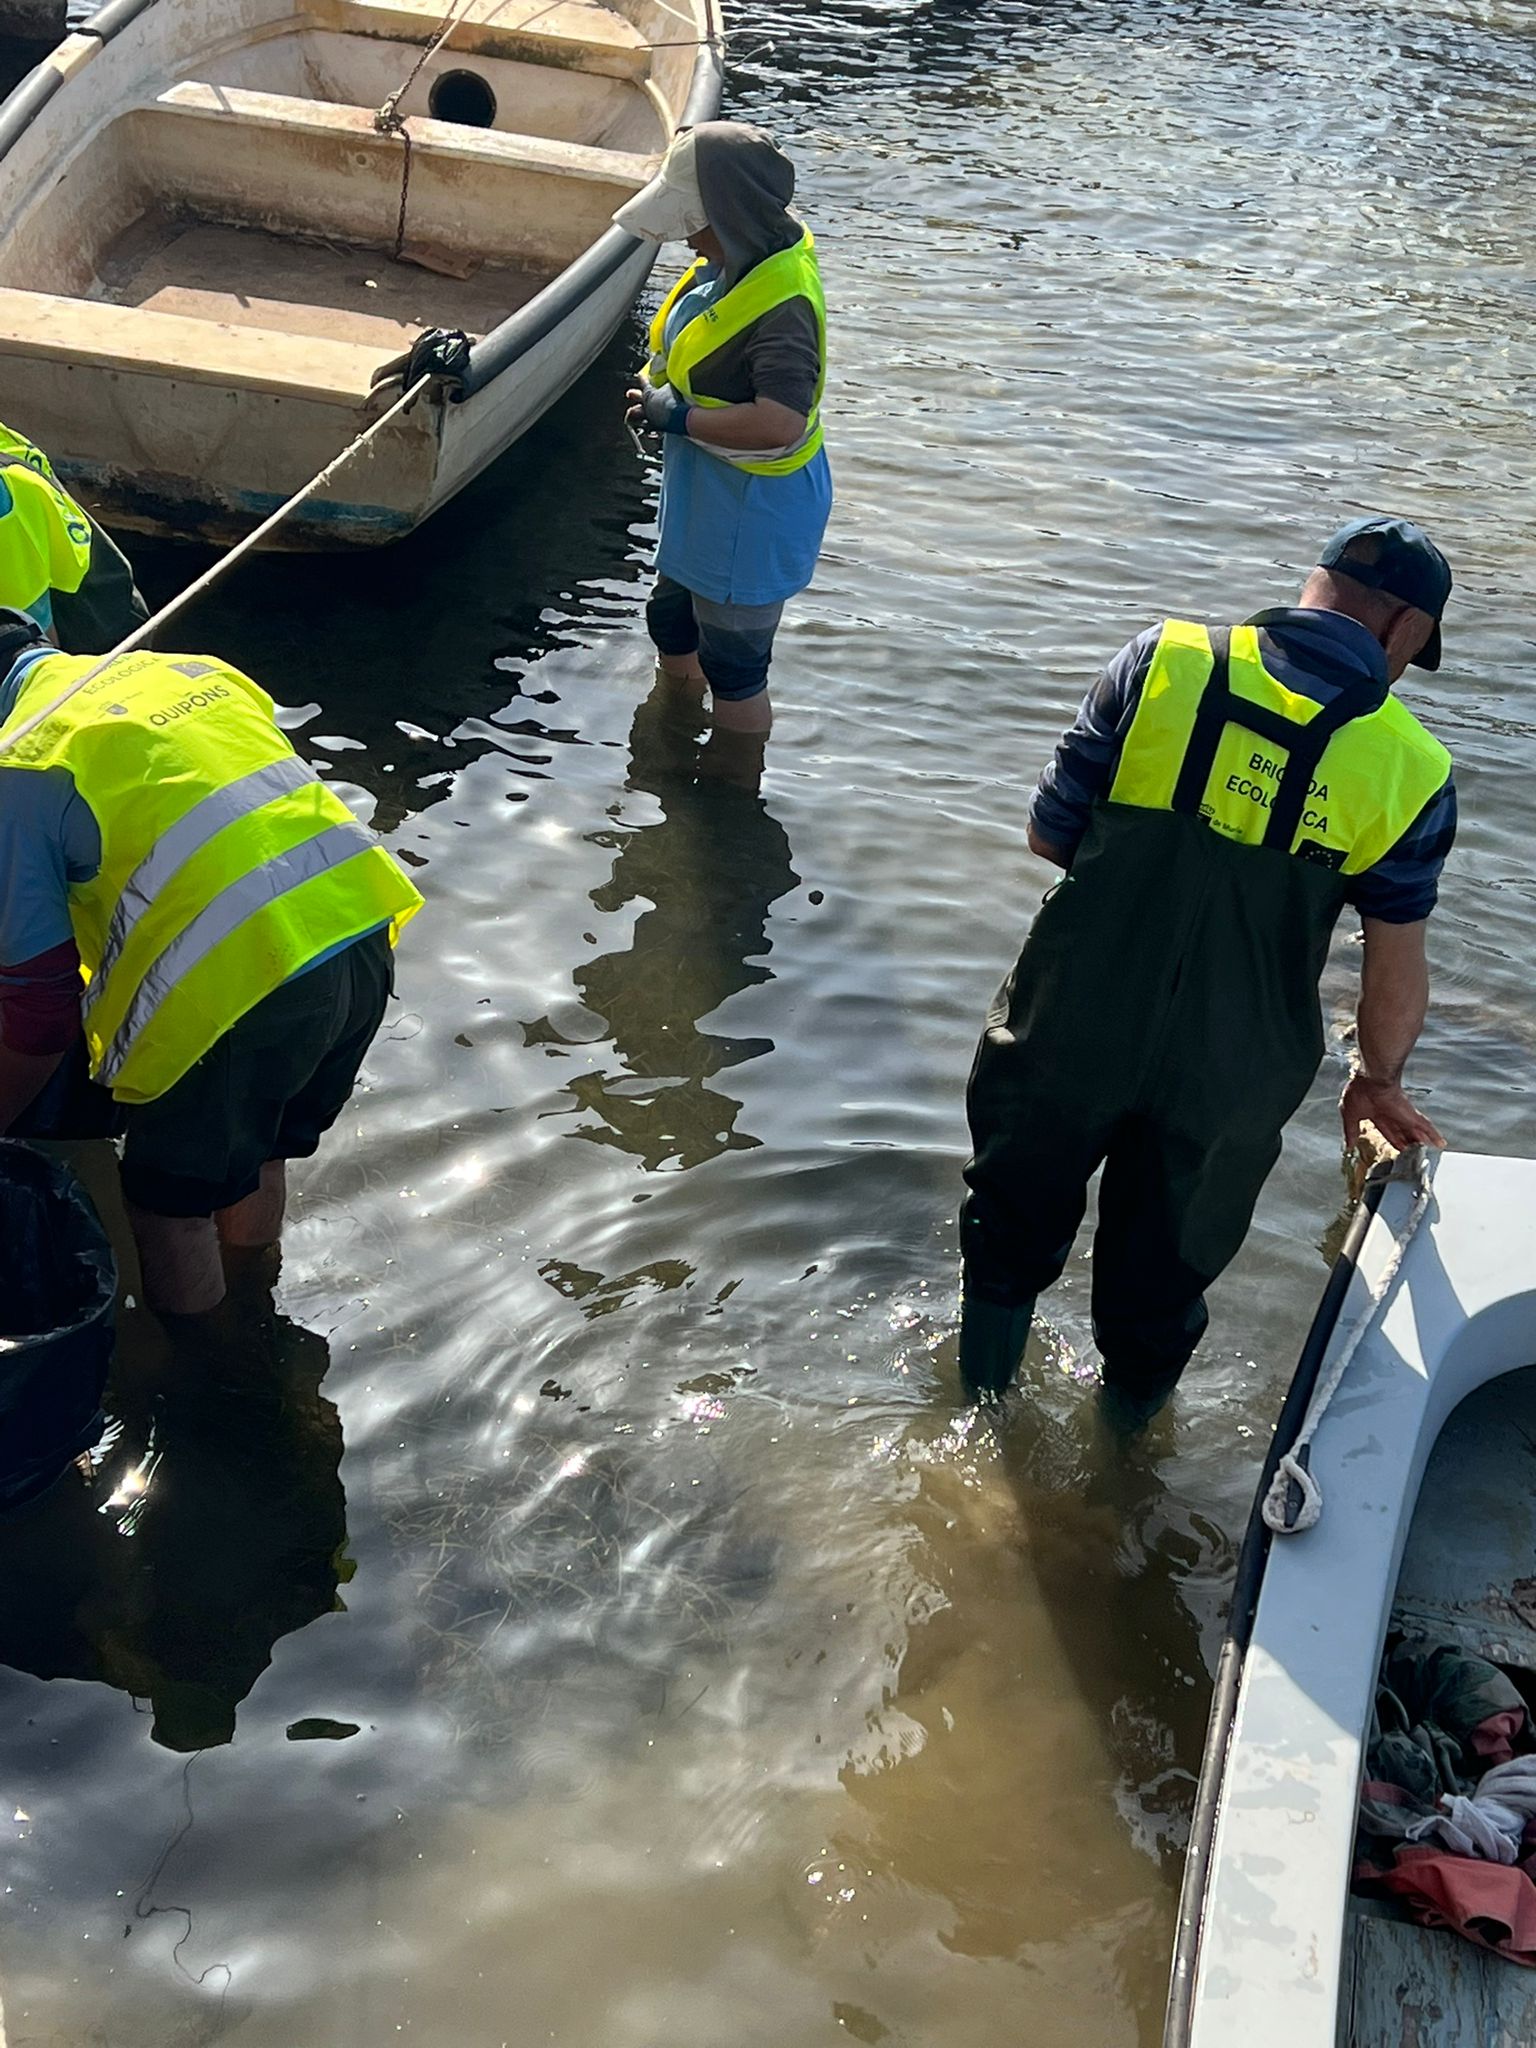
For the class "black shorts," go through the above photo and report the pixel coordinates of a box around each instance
[121,927,394,1218]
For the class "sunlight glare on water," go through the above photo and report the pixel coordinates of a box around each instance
[2,2,1535,2043]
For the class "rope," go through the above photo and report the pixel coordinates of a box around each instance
[0,374,432,763]
[1260,1148,1435,1535]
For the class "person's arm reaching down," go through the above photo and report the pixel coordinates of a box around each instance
[1027,820,1069,868]
[1340,777,1456,1151]
[1341,917,1444,1150]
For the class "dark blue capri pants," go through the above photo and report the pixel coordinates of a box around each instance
[645,576,786,701]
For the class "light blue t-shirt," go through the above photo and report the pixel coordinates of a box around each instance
[656,273,833,609]
[0,645,99,965]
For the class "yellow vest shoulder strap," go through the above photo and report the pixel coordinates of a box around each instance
[662,230,826,405]
[647,231,828,479]
[0,461,93,616]
[647,259,709,364]
[0,419,58,483]
[1110,619,1450,876]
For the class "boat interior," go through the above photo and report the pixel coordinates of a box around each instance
[1343,1365,1536,2046]
[0,0,691,389]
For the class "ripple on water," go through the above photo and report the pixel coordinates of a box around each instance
[4,0,1536,2041]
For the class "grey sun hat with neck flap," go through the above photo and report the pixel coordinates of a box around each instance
[614,129,710,244]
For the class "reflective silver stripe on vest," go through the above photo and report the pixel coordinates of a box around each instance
[95,820,377,1085]
[86,754,318,1024]
[693,415,821,470]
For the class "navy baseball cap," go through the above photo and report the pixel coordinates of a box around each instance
[1318,516,1452,671]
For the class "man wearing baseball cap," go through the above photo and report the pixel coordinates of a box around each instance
[958,517,1457,1414]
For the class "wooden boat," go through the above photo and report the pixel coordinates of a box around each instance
[0,0,722,546]
[1166,1148,1536,2048]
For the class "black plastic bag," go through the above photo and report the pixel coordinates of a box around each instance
[0,1141,116,1511]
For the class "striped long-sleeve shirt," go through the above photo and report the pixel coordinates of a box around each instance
[1028,608,1456,924]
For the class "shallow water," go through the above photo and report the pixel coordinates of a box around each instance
[4,1,1536,2042]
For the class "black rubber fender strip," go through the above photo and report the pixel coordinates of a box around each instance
[0,59,62,166]
[1161,1168,1392,2048]
[460,228,648,399]
[0,0,162,167]
[78,0,162,43]
[680,33,725,125]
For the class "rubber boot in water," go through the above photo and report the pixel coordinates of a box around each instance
[1097,1370,1181,1436]
[958,1294,1036,1403]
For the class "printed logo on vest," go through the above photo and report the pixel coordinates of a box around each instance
[1294,840,1346,871]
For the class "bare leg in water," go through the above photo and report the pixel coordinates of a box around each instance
[658,651,706,687]
[700,689,770,788]
[218,1161,286,1250]
[653,659,769,790]
[129,1162,287,1316]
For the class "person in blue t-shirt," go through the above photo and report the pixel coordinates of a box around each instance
[616,123,833,751]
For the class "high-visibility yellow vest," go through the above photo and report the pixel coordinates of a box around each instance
[0,421,93,620]
[0,420,59,483]
[1108,620,1450,875]
[645,229,827,478]
[0,649,423,1103]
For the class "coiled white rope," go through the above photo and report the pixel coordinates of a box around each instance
[1261,1148,1435,1535]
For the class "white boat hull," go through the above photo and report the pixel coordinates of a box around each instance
[0,0,721,546]
[1168,1149,1536,2048]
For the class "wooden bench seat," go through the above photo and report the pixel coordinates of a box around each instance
[150,79,656,190]
[126,81,655,271]
[321,0,652,84]
[0,285,385,400]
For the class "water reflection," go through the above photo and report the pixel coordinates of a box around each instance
[831,1357,1209,2013]
[0,1302,345,1753]
[531,678,799,1171]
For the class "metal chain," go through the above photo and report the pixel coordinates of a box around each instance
[374,0,480,259]
[369,0,741,261]
[390,121,413,261]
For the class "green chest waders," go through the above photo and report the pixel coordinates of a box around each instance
[961,632,1382,1403]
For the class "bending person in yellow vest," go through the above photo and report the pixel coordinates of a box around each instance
[0,419,148,653]
[615,123,832,765]
[0,611,423,1315]
[959,519,1457,1416]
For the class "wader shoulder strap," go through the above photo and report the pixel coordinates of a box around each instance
[1170,629,1389,852]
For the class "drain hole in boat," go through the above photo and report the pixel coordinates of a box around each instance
[428,69,497,130]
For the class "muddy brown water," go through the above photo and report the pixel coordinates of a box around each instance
[3,2,1536,2042]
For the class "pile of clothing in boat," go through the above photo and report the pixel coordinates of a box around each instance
[1356,1636,1536,1963]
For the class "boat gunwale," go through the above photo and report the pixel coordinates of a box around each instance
[0,0,162,169]
[1163,1160,1400,2048]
